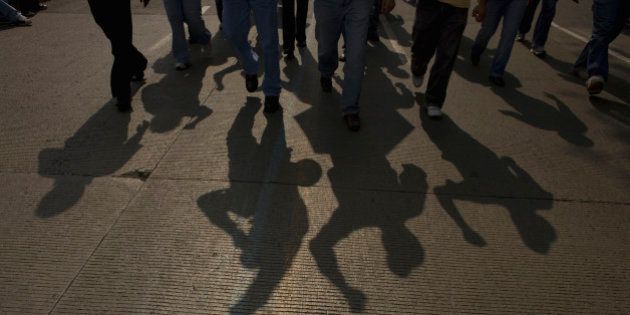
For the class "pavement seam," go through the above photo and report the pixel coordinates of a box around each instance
[46,179,150,315]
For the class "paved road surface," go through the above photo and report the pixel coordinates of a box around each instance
[1,1,629,314]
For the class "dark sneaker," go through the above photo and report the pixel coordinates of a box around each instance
[320,76,332,93]
[471,53,480,66]
[343,113,360,132]
[367,32,379,43]
[245,74,258,92]
[116,98,132,112]
[131,59,148,82]
[296,41,306,48]
[175,62,191,71]
[284,51,295,61]
[264,96,281,113]
[586,75,604,95]
[489,75,505,87]
[530,46,547,58]
[516,32,525,42]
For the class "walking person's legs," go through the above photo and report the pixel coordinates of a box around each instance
[295,0,308,46]
[282,0,296,56]
[314,0,343,84]
[489,0,526,81]
[182,0,212,46]
[517,0,540,40]
[411,0,444,88]
[223,0,259,87]
[252,0,282,112]
[471,0,505,65]
[530,0,557,54]
[339,0,372,118]
[163,0,191,67]
[425,5,467,117]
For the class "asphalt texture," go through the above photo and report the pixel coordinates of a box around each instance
[1,0,629,313]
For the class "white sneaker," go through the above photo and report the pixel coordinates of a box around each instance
[586,75,604,95]
[412,75,424,87]
[426,105,442,119]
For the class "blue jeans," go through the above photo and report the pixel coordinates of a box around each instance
[315,0,372,115]
[163,0,211,64]
[574,0,630,80]
[519,0,557,48]
[471,0,527,77]
[223,0,281,96]
[0,0,19,22]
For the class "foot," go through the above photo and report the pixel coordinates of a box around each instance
[320,76,332,93]
[131,59,148,82]
[116,98,132,112]
[175,62,191,71]
[12,14,32,26]
[284,51,295,61]
[36,3,47,11]
[245,74,258,92]
[296,41,306,48]
[343,113,360,132]
[470,54,480,66]
[412,74,424,88]
[586,75,604,95]
[264,95,281,113]
[516,32,525,42]
[489,75,505,87]
[339,52,346,62]
[426,105,443,119]
[367,32,380,43]
[572,66,587,79]
[530,46,546,58]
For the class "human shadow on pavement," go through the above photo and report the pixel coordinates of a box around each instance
[455,36,593,147]
[589,96,630,127]
[36,97,148,218]
[295,42,426,313]
[141,49,214,133]
[419,104,557,254]
[197,97,322,314]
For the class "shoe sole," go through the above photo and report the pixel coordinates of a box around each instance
[587,81,604,95]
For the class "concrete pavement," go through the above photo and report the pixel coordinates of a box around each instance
[1,0,629,313]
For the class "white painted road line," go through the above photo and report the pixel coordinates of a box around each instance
[551,22,630,64]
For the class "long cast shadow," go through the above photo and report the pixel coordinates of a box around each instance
[419,104,557,254]
[295,42,426,312]
[37,84,148,217]
[197,97,321,314]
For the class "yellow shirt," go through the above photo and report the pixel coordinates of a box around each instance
[438,0,470,8]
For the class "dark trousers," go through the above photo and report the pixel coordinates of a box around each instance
[519,0,557,48]
[574,0,630,80]
[216,0,223,22]
[282,0,308,53]
[88,0,147,102]
[368,0,381,37]
[411,0,467,107]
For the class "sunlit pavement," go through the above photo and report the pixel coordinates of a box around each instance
[1,0,629,313]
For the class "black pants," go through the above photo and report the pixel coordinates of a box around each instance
[88,0,147,102]
[411,0,467,107]
[216,0,223,22]
[282,0,308,53]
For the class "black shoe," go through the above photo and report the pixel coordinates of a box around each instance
[489,75,505,87]
[131,59,148,82]
[284,51,295,61]
[264,96,281,113]
[367,32,379,43]
[245,74,258,92]
[343,113,360,132]
[296,41,306,48]
[320,76,332,93]
[116,99,132,112]
[471,54,480,66]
